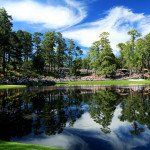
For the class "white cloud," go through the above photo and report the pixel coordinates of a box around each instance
[1,1,150,54]
[62,6,150,53]
[0,0,87,30]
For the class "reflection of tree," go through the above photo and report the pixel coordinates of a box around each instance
[42,90,68,135]
[130,122,144,136]
[0,90,32,140]
[89,89,119,134]
[1,86,150,140]
[0,89,86,140]
[31,89,85,135]
[66,89,84,127]
[120,89,150,135]
[31,93,46,135]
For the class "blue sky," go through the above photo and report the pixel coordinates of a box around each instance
[1,0,150,54]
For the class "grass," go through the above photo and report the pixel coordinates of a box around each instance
[0,85,26,89]
[1,80,150,89]
[0,140,61,150]
[56,80,150,86]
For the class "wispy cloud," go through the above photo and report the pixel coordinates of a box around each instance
[1,1,150,54]
[63,6,150,53]
[0,0,87,30]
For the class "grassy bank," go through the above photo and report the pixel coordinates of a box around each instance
[0,85,26,89]
[0,140,61,150]
[56,80,150,86]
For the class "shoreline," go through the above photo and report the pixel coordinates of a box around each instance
[1,79,150,89]
[56,79,150,86]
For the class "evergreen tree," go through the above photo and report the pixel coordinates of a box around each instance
[144,33,150,69]
[55,32,66,72]
[42,32,56,72]
[16,30,33,62]
[10,31,23,70]
[0,8,13,75]
[89,32,117,76]
[32,55,45,73]
[33,32,43,55]
[67,39,75,75]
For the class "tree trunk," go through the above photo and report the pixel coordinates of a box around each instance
[2,52,6,76]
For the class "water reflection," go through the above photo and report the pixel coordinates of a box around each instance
[0,85,150,150]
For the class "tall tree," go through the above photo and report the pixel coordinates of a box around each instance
[117,30,141,74]
[23,31,33,61]
[55,32,66,72]
[32,55,45,73]
[67,39,75,75]
[88,32,117,76]
[127,29,141,55]
[33,32,43,56]
[16,30,33,62]
[117,42,134,74]
[82,57,90,69]
[10,31,23,70]
[144,33,150,69]
[75,46,83,58]
[42,31,56,72]
[134,38,147,72]
[88,41,100,73]
[0,8,13,75]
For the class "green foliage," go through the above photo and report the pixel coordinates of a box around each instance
[22,69,39,78]
[32,55,45,73]
[70,58,82,76]
[16,30,33,61]
[88,32,117,76]
[0,8,83,78]
[33,32,43,55]
[0,8,13,75]
[2,7,150,78]
[10,32,23,69]
[98,45,116,76]
[67,39,75,74]
[81,57,90,69]
[55,32,66,71]
[42,31,56,72]
[118,29,150,73]
[67,39,83,76]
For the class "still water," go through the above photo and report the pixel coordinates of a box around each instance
[0,85,150,150]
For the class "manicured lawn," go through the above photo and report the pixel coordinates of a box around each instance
[0,85,26,89]
[56,80,150,86]
[0,141,61,150]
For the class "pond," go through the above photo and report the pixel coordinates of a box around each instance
[0,85,150,150]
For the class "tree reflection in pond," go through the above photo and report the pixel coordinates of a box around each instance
[120,88,150,135]
[0,86,150,146]
[89,89,120,134]
[0,90,32,140]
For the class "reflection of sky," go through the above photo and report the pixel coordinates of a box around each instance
[14,104,150,150]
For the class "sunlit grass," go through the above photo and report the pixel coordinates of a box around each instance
[0,140,61,150]
[56,80,150,86]
[0,85,26,89]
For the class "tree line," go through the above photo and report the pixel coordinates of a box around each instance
[86,30,150,77]
[0,8,83,78]
[1,7,150,79]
